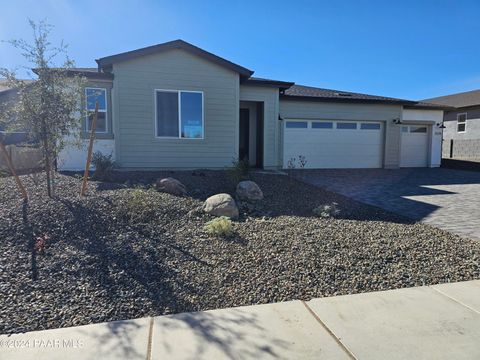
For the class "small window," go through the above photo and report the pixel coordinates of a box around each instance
[402,126,408,133]
[312,122,333,129]
[336,122,357,130]
[457,113,467,133]
[410,126,427,133]
[286,121,308,129]
[155,90,204,139]
[85,88,107,133]
[360,123,381,130]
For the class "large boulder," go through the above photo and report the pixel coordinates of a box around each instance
[155,177,187,196]
[203,193,239,218]
[236,180,263,202]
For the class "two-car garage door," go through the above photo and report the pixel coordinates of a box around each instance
[283,120,384,169]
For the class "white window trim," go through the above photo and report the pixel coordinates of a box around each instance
[85,87,108,134]
[154,89,204,140]
[457,113,467,133]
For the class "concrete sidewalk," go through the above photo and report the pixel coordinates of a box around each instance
[1,280,479,359]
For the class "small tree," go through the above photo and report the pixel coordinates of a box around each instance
[0,20,86,196]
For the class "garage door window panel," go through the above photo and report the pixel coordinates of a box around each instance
[336,122,357,130]
[286,121,308,129]
[360,123,381,130]
[312,122,333,129]
[410,126,427,133]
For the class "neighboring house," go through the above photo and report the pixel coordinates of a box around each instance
[0,79,34,134]
[0,79,43,171]
[14,39,446,170]
[423,90,480,161]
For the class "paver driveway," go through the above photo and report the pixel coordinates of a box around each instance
[294,168,480,240]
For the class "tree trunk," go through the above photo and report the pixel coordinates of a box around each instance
[42,133,52,197]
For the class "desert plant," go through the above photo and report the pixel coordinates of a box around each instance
[313,202,340,218]
[34,234,49,254]
[287,157,296,170]
[203,216,233,237]
[287,155,307,189]
[229,157,250,184]
[91,151,115,181]
[298,155,307,168]
[117,187,159,223]
[27,170,42,186]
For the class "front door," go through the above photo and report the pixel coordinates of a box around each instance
[239,109,250,162]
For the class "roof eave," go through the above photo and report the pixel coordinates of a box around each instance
[95,39,254,78]
[280,94,416,106]
[404,104,454,111]
[31,68,114,80]
[242,78,295,90]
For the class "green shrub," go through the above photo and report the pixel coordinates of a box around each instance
[117,187,159,223]
[229,158,250,184]
[313,202,340,218]
[92,151,115,181]
[204,216,233,237]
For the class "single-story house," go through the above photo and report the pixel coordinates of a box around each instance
[0,79,43,171]
[50,40,447,170]
[423,90,480,161]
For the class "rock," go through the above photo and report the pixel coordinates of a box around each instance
[155,177,187,196]
[236,180,263,201]
[203,193,239,218]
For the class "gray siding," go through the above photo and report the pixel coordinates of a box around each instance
[443,106,480,141]
[442,107,480,160]
[279,100,403,168]
[240,85,280,168]
[113,49,240,168]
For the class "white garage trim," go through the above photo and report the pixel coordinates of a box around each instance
[283,120,384,169]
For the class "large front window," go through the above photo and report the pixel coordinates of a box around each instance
[85,88,107,133]
[155,90,204,139]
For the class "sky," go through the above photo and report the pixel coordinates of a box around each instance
[1,0,479,100]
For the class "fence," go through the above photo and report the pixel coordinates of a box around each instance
[442,139,480,161]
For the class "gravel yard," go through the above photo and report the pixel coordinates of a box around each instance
[0,170,479,334]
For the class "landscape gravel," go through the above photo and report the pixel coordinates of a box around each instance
[0,170,479,334]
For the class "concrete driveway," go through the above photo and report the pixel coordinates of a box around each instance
[294,168,480,241]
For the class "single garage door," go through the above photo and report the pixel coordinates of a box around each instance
[283,120,384,169]
[400,125,429,167]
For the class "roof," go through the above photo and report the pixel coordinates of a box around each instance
[404,101,454,111]
[243,77,295,90]
[0,79,35,95]
[0,80,10,93]
[423,89,480,108]
[32,67,113,80]
[96,39,254,78]
[64,67,113,80]
[281,84,416,105]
